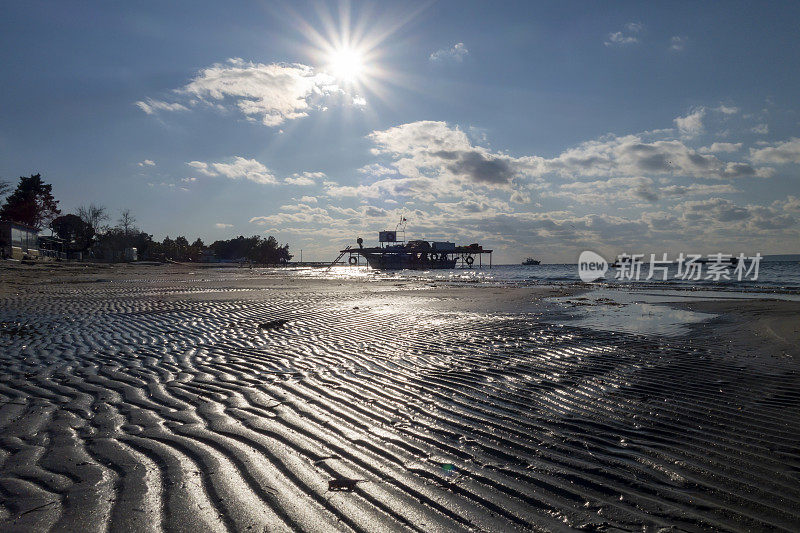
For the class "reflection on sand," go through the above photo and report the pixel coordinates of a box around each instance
[546,291,716,336]
[546,287,800,337]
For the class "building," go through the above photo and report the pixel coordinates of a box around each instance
[38,235,67,260]
[0,221,40,260]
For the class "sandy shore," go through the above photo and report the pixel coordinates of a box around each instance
[678,298,800,359]
[1,262,799,531]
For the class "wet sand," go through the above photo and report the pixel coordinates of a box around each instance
[1,263,799,531]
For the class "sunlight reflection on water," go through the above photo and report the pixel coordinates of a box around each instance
[545,290,718,337]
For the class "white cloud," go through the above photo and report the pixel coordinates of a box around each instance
[661,183,740,197]
[284,171,327,186]
[605,23,643,46]
[188,160,327,187]
[669,35,687,51]
[780,196,800,211]
[699,142,742,153]
[429,42,469,62]
[359,120,540,205]
[715,105,739,115]
[676,197,796,230]
[368,121,523,186]
[135,98,188,115]
[324,176,437,200]
[548,178,740,205]
[674,108,705,137]
[719,162,774,179]
[215,223,233,229]
[346,119,771,209]
[187,161,215,176]
[138,159,156,167]
[137,58,345,127]
[605,32,638,46]
[752,123,769,135]
[358,163,396,177]
[250,203,334,226]
[187,157,277,184]
[750,138,800,164]
[299,195,318,204]
[543,134,765,180]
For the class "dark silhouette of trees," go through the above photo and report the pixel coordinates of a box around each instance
[0,178,296,264]
[0,174,61,229]
[209,235,292,264]
[77,203,109,236]
[51,214,94,252]
[174,236,189,261]
[96,227,154,261]
[189,238,204,262]
[118,209,136,236]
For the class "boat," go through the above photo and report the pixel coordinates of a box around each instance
[338,230,493,270]
[522,257,540,265]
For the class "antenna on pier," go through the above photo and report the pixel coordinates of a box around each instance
[395,214,407,242]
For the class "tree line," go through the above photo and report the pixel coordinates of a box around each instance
[0,173,293,264]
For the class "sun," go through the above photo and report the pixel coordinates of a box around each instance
[291,2,421,105]
[328,46,365,83]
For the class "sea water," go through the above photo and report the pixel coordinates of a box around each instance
[295,261,800,294]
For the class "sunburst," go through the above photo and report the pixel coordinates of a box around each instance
[327,45,365,84]
[284,2,426,104]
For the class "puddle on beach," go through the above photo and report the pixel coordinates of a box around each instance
[550,299,714,337]
[546,288,800,336]
[545,289,722,337]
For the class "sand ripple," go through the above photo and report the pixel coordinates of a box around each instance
[1,277,799,531]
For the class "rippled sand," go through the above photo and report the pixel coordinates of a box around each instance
[1,263,799,531]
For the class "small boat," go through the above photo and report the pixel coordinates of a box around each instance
[522,257,540,266]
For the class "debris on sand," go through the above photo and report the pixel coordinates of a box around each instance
[258,320,288,330]
[328,478,361,492]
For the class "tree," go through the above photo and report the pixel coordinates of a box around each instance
[51,214,94,251]
[162,236,175,260]
[188,238,205,262]
[175,236,189,261]
[0,180,9,199]
[77,203,109,236]
[118,209,136,237]
[0,174,61,229]
[209,235,292,264]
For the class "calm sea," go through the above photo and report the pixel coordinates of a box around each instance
[297,261,800,294]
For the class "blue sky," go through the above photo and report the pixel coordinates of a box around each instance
[2,0,799,262]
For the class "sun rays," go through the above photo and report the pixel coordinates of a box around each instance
[327,45,365,84]
[278,1,427,111]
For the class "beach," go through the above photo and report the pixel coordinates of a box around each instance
[1,263,799,532]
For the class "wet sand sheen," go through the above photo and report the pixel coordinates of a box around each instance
[1,264,799,531]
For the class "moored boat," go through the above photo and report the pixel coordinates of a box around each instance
[339,231,492,270]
